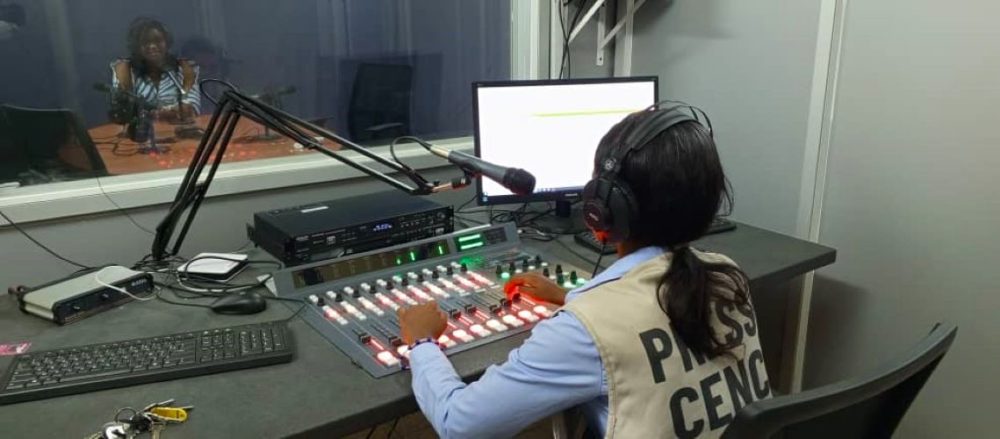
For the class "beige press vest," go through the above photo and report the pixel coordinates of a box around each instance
[563,251,771,438]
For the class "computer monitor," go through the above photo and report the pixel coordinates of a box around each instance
[472,77,658,209]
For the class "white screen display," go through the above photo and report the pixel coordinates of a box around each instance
[475,80,657,200]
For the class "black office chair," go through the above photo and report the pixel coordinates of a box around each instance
[722,324,957,439]
[0,104,107,185]
[347,63,413,144]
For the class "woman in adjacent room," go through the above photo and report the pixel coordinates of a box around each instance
[397,103,772,438]
[109,17,201,123]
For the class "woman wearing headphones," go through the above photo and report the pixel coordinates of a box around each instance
[398,104,771,438]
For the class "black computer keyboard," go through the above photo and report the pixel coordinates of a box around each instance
[0,320,294,405]
[574,217,737,254]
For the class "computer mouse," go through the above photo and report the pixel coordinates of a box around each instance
[210,291,267,315]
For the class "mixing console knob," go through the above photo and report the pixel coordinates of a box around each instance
[392,275,403,284]
[308,294,320,305]
[361,283,373,293]
[556,273,565,285]
[460,263,468,273]
[417,273,425,282]
[569,271,578,284]
[447,266,455,275]
[543,267,551,278]
[401,278,410,287]
[422,268,434,277]
[508,262,516,273]
[555,264,563,275]
[521,259,529,270]
[376,279,388,289]
[534,255,543,265]
[343,286,355,297]
[436,265,448,273]
[407,272,419,280]
[432,271,440,279]
[495,266,504,278]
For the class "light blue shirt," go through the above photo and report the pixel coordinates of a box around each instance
[410,246,666,438]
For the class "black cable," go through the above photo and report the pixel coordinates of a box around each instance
[198,78,239,106]
[0,209,92,269]
[557,1,569,79]
[388,137,417,172]
[566,1,587,79]
[95,176,155,235]
[365,425,377,439]
[554,236,600,268]
[387,418,400,438]
[593,241,606,278]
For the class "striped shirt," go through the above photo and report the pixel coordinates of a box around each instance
[110,59,202,114]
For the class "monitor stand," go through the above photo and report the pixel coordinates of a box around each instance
[531,200,587,235]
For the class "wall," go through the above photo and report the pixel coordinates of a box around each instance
[626,0,824,389]
[805,0,1000,436]
[0,167,466,288]
[629,0,821,236]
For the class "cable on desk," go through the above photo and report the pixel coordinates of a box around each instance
[94,175,156,235]
[554,237,602,270]
[0,209,93,270]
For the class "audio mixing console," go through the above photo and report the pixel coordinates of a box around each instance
[272,223,590,377]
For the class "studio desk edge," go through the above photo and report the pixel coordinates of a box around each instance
[0,222,835,438]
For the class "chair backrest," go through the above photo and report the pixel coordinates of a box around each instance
[347,62,413,143]
[722,324,957,439]
[0,104,107,184]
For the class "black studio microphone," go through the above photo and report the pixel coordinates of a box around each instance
[427,144,536,195]
[93,83,157,110]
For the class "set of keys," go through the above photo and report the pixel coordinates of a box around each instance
[85,399,193,439]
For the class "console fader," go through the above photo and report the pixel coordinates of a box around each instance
[272,223,590,377]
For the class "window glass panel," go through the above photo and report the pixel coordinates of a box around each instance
[0,0,510,187]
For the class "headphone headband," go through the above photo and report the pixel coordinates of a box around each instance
[600,101,712,179]
[582,100,714,244]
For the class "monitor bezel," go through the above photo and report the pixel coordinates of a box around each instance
[471,76,659,206]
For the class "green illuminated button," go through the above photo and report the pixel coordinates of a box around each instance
[501,272,511,280]
[562,282,574,288]
[576,278,587,286]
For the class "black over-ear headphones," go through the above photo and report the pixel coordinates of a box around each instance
[581,101,713,244]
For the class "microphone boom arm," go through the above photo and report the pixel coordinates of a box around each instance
[151,87,440,262]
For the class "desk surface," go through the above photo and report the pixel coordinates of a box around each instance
[0,222,834,438]
[89,115,339,175]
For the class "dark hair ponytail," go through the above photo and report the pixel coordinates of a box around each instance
[659,246,749,357]
[595,112,750,358]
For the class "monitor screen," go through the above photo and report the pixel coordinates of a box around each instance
[473,77,658,205]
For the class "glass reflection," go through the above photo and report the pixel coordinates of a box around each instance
[0,0,510,188]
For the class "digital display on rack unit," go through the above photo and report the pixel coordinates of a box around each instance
[454,227,507,252]
[292,239,451,288]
